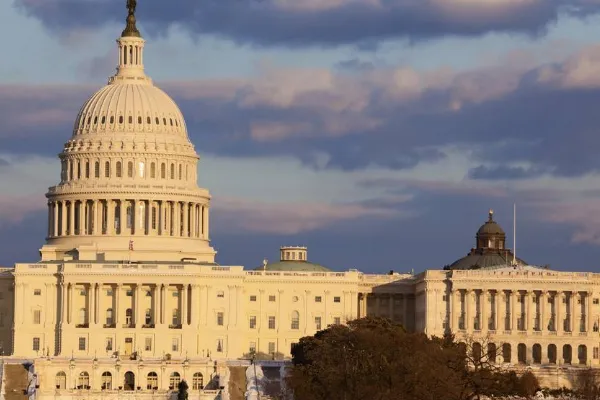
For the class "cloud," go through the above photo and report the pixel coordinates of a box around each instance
[14,0,600,48]
[468,165,551,180]
[0,195,46,228]
[212,196,405,235]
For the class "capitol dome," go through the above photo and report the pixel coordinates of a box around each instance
[40,4,216,264]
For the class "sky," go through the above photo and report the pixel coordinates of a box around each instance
[5,0,600,273]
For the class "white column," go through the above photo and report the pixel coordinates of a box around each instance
[60,201,67,236]
[557,292,563,334]
[135,284,142,327]
[190,285,198,326]
[115,284,121,325]
[93,200,100,235]
[481,290,488,333]
[106,200,114,235]
[182,285,188,326]
[526,291,532,333]
[494,291,500,331]
[79,201,85,235]
[53,202,59,237]
[511,291,518,331]
[68,283,74,324]
[89,284,95,326]
[61,282,67,324]
[161,284,167,325]
[587,291,594,333]
[158,201,163,235]
[465,290,472,333]
[540,291,546,332]
[69,201,75,235]
[119,200,126,235]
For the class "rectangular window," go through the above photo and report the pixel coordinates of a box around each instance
[172,291,179,297]
[172,338,179,352]
[333,296,341,303]
[126,290,133,297]
[334,317,341,325]
[250,295,257,302]
[594,347,599,359]
[78,337,86,351]
[33,289,41,296]
[145,337,152,351]
[105,338,113,351]
[217,312,224,326]
[315,316,322,330]
[268,342,276,354]
[32,337,40,351]
[33,310,41,324]
[80,289,87,296]
[268,316,276,329]
[269,295,276,302]
[291,316,299,330]
[249,341,256,354]
[249,316,257,329]
[595,299,599,305]
[315,296,322,303]
[106,289,113,296]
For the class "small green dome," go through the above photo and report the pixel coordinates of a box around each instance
[254,260,330,272]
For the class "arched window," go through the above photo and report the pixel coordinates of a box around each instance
[119,116,124,124]
[94,116,98,125]
[170,118,173,126]
[78,371,90,389]
[178,164,182,180]
[104,161,110,178]
[110,116,114,124]
[563,344,573,364]
[128,116,133,124]
[170,164,175,179]
[138,161,145,178]
[55,371,66,389]
[85,161,90,178]
[532,344,542,364]
[517,343,526,364]
[152,207,157,230]
[94,161,100,178]
[502,343,511,363]
[69,160,73,181]
[101,116,106,124]
[77,161,81,179]
[150,162,156,178]
[579,344,587,365]
[192,372,204,390]
[147,116,151,124]
[161,163,166,179]
[155,117,160,125]
[105,308,113,326]
[79,308,86,325]
[116,162,122,178]
[125,308,133,325]
[138,116,142,124]
[163,118,167,125]
[124,371,135,391]
[169,372,181,389]
[101,371,112,390]
[127,161,134,178]
[291,311,300,330]
[147,372,158,390]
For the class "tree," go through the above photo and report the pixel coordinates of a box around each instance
[577,368,600,400]
[177,380,189,400]
[288,317,533,400]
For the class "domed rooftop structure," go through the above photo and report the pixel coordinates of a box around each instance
[446,209,529,270]
[254,247,331,272]
[40,1,215,264]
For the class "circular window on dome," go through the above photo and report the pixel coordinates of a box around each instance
[155,117,159,125]
[292,296,299,302]
[119,116,124,124]
[163,118,167,125]
[128,116,133,124]
[147,117,151,124]
[93,116,98,125]
[101,116,106,124]
[175,120,179,127]
[170,118,173,126]
[110,116,114,124]
[138,116,142,124]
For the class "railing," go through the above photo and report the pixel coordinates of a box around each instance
[169,324,182,329]
[103,323,115,328]
[142,324,155,329]
[75,324,89,328]
[122,324,135,329]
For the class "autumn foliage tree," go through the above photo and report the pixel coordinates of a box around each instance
[287,317,537,400]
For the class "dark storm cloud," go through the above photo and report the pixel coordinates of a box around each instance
[14,0,600,48]
[468,165,550,180]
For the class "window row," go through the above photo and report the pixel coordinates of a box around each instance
[60,159,195,182]
[247,294,341,303]
[78,113,182,130]
[55,370,204,391]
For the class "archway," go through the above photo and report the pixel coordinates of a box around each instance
[502,343,511,363]
[77,372,90,389]
[101,372,112,390]
[169,372,181,390]
[487,343,497,363]
[472,342,482,362]
[578,345,587,365]
[147,372,158,390]
[55,372,66,390]
[192,372,204,390]
[548,344,557,364]
[563,344,572,365]
[517,343,527,364]
[124,371,135,391]
[532,344,542,364]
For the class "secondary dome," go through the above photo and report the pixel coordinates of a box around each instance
[73,83,188,138]
[477,210,505,235]
[254,247,331,272]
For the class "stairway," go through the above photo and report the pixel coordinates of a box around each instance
[3,364,29,400]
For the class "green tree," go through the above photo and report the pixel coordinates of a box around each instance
[287,317,532,400]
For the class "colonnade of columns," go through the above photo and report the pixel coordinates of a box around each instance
[60,283,214,329]
[449,289,594,335]
[358,293,412,330]
[47,199,209,240]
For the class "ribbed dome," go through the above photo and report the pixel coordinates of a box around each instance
[73,82,188,139]
[477,220,505,235]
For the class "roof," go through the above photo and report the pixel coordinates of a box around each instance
[447,249,529,270]
[253,260,331,272]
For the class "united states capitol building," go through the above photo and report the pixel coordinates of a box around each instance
[0,3,599,399]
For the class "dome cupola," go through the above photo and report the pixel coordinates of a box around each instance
[41,1,215,264]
